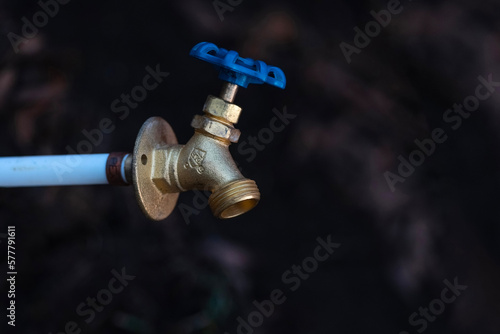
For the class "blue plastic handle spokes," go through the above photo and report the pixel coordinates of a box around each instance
[190,42,286,89]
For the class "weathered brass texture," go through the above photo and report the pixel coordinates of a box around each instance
[191,114,241,143]
[129,95,260,221]
[203,95,242,123]
[131,117,180,220]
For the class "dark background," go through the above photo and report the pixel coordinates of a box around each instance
[1,0,500,333]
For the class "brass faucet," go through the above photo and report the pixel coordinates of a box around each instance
[126,42,286,220]
[128,83,257,220]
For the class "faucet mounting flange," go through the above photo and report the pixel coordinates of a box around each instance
[131,117,180,220]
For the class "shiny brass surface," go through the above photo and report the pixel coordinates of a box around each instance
[130,95,260,221]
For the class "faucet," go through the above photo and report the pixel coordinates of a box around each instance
[0,42,287,221]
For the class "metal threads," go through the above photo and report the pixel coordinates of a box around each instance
[220,82,239,103]
[209,179,261,219]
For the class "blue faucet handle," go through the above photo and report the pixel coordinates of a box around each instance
[190,42,286,89]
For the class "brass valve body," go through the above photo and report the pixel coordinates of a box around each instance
[128,95,260,221]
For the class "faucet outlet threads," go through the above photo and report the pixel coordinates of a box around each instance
[209,179,261,219]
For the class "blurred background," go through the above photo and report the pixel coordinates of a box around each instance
[1,0,500,333]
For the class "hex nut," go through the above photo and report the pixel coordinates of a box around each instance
[203,95,242,124]
[191,115,241,143]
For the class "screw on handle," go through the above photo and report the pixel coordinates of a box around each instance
[190,42,286,89]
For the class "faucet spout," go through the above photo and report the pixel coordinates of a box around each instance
[175,131,260,219]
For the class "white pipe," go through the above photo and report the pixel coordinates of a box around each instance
[0,154,111,187]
